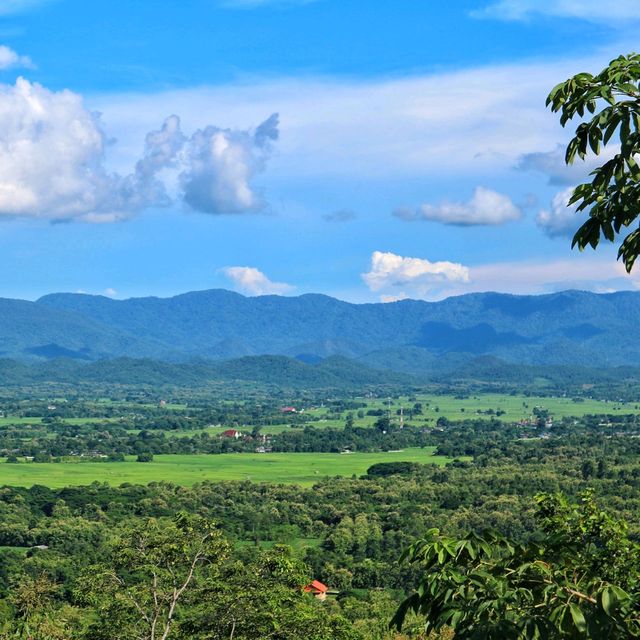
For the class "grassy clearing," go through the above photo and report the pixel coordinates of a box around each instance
[0,546,28,555]
[0,448,453,488]
[60,417,121,425]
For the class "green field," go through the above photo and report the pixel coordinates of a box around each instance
[304,393,640,427]
[0,449,453,488]
[0,417,44,426]
[406,393,640,421]
[2,392,637,435]
[172,393,640,436]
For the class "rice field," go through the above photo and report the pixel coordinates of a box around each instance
[0,448,453,488]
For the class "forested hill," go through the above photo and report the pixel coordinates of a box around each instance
[0,288,638,367]
[0,355,415,388]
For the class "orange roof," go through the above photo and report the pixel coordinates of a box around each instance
[304,579,328,593]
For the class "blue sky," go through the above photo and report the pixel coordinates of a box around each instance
[0,0,639,301]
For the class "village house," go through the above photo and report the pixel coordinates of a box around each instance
[303,580,328,601]
[280,406,297,414]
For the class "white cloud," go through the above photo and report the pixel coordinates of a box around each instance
[222,266,294,296]
[362,251,470,300]
[0,78,137,222]
[0,45,32,70]
[536,187,586,238]
[135,114,186,180]
[394,187,522,226]
[0,78,278,222]
[103,287,117,298]
[360,252,640,301]
[180,113,278,214]
[474,0,640,22]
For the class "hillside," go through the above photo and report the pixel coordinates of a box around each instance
[0,288,631,368]
[0,297,177,361]
[0,355,413,389]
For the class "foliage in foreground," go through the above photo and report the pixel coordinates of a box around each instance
[393,493,640,638]
[548,52,640,271]
[1,514,362,640]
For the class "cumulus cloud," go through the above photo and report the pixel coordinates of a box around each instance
[372,256,640,301]
[394,187,522,226]
[0,78,133,222]
[135,114,186,180]
[180,113,278,214]
[0,45,32,70]
[536,187,587,238]
[322,209,357,223]
[474,0,640,22]
[0,78,278,222]
[360,250,640,301]
[222,266,294,296]
[362,251,470,300]
[0,79,181,222]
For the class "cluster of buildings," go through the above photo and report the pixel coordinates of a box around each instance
[220,428,273,453]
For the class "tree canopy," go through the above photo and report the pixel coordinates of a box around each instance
[548,53,640,271]
[393,492,640,638]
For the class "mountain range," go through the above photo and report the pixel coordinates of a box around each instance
[0,289,638,375]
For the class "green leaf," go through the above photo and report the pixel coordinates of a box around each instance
[568,603,587,633]
[588,126,602,154]
[603,114,621,144]
[601,587,615,616]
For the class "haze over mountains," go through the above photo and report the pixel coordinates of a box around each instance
[0,289,636,377]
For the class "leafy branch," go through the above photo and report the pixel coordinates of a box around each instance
[547,53,640,271]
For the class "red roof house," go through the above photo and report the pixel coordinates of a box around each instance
[221,429,241,439]
[304,580,328,600]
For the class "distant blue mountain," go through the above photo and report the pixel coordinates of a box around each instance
[0,288,632,369]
